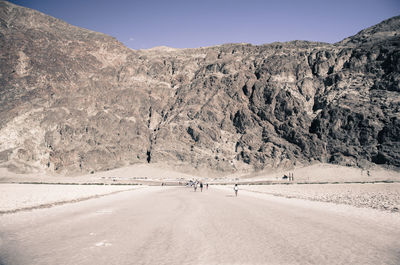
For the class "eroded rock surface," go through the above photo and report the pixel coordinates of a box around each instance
[0,1,399,175]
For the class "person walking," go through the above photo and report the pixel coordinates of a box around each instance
[193,182,198,192]
[200,182,203,192]
[234,184,238,197]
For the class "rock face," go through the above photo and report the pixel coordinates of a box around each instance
[0,1,399,175]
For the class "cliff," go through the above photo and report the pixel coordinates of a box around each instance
[0,1,399,176]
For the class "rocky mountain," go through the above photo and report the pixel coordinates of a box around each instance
[0,1,399,176]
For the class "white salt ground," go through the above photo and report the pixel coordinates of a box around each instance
[218,183,400,212]
[0,184,140,213]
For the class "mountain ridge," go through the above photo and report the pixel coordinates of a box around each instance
[0,0,399,176]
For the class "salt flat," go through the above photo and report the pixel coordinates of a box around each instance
[0,184,138,213]
[238,183,400,212]
[1,186,399,265]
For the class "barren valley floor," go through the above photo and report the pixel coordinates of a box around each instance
[1,186,399,265]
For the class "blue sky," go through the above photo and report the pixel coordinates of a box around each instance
[8,0,400,49]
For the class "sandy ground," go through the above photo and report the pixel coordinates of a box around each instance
[0,163,195,184]
[1,163,399,185]
[235,163,400,183]
[0,184,140,213]
[1,186,399,265]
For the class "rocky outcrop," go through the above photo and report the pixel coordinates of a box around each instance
[0,1,399,175]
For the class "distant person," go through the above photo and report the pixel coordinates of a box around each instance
[200,182,203,192]
[194,182,198,192]
[206,183,209,189]
[234,184,238,197]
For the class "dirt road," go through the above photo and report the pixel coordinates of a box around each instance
[1,186,399,265]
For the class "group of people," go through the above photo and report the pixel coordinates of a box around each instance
[283,173,295,181]
[191,181,209,192]
[189,180,239,196]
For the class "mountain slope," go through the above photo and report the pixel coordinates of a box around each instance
[0,0,399,176]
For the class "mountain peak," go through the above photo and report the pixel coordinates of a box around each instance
[338,15,400,45]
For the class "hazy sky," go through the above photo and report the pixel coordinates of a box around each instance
[8,0,400,49]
